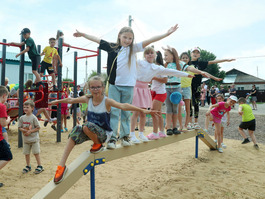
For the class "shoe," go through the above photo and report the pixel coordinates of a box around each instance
[22,165,32,174]
[135,127,139,131]
[147,133,160,140]
[221,143,227,149]
[254,144,259,150]
[64,128,68,132]
[51,118,57,123]
[121,136,131,147]
[193,123,201,129]
[158,132,166,138]
[130,136,140,144]
[173,128,181,135]
[54,165,68,184]
[90,144,104,154]
[34,165,44,174]
[139,134,149,142]
[107,140,116,149]
[167,129,173,136]
[0,183,3,187]
[187,123,193,130]
[214,139,217,143]
[242,138,250,144]
[67,116,70,120]
[217,148,223,153]
[44,121,48,127]
[51,125,57,131]
[78,117,82,121]
[61,129,64,133]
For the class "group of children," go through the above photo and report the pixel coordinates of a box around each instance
[0,25,260,187]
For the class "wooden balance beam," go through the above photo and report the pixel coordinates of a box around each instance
[32,129,216,199]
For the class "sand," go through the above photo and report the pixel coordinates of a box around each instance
[1,115,265,199]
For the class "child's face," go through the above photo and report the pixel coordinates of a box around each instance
[164,50,173,63]
[227,99,236,106]
[119,32,134,47]
[191,50,200,61]
[180,54,190,64]
[216,96,224,103]
[49,40,56,47]
[1,93,8,103]
[23,33,30,39]
[144,51,156,63]
[23,105,33,114]
[89,80,103,96]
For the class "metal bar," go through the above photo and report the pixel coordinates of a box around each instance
[0,42,21,48]
[73,52,78,127]
[1,39,7,85]
[90,166,95,199]
[76,54,98,60]
[195,135,199,158]
[63,44,98,53]
[97,48,101,74]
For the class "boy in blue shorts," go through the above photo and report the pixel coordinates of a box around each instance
[10,28,43,88]
[238,97,259,150]
[0,86,12,188]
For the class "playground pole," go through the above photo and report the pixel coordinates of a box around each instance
[97,48,101,74]
[1,39,7,86]
[73,52,77,127]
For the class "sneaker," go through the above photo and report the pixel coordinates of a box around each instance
[217,148,223,153]
[66,116,71,120]
[90,144,104,154]
[167,129,173,136]
[242,138,250,144]
[214,139,217,143]
[0,183,3,187]
[139,134,149,142]
[254,144,259,150]
[130,136,140,144]
[135,127,139,131]
[44,120,49,127]
[51,118,57,123]
[221,143,227,149]
[61,129,64,133]
[51,125,57,131]
[173,128,181,135]
[107,140,116,149]
[64,128,68,132]
[187,123,193,130]
[158,132,167,138]
[193,123,201,129]
[121,136,131,147]
[54,165,68,184]
[147,133,160,140]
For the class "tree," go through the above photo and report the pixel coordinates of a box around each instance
[62,78,74,87]
[87,70,107,85]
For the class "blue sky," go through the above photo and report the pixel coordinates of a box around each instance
[1,0,265,84]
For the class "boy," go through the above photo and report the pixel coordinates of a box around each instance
[190,47,235,129]
[0,86,12,188]
[238,97,259,150]
[10,28,43,88]
[18,100,44,174]
[40,38,62,91]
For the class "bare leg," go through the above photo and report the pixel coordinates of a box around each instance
[59,138,75,167]
[205,114,213,131]
[248,130,257,145]
[0,160,9,170]
[25,154,30,166]
[221,126,224,143]
[177,105,182,130]
[139,111,146,132]
[166,113,172,129]
[238,127,247,139]
[184,99,190,128]
[32,70,42,83]
[130,111,139,132]
[172,114,178,128]
[152,100,163,133]
[83,126,100,144]
[214,123,222,148]
[34,154,41,166]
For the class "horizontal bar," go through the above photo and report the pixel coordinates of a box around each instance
[0,42,21,48]
[76,54,98,60]
[63,44,98,53]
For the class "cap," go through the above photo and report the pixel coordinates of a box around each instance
[229,95,238,102]
[246,93,250,96]
[20,28,30,35]
[192,47,200,53]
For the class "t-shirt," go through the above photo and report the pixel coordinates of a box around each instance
[151,74,167,94]
[181,64,195,88]
[12,84,26,91]
[23,37,40,58]
[210,102,231,119]
[239,104,255,122]
[81,102,88,112]
[0,103,8,141]
[42,46,58,64]
[18,114,40,143]
[229,88,236,95]
[191,60,208,92]
[99,39,144,86]
[251,88,257,96]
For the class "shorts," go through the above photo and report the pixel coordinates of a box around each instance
[23,142,40,155]
[0,139,13,161]
[61,107,68,115]
[30,55,41,71]
[2,127,7,133]
[40,61,54,74]
[251,96,257,102]
[239,119,256,131]
[211,113,221,124]
[51,105,57,118]
[151,91,167,102]
[165,87,181,114]
[76,107,81,113]
[69,122,107,144]
[182,87,191,100]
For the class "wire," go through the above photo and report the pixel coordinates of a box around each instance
[132,20,147,39]
[233,55,265,59]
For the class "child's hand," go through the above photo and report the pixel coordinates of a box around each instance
[226,59,236,62]
[16,54,20,58]
[59,63,63,67]
[205,111,210,116]
[7,116,11,124]
[238,111,243,116]
[143,109,160,117]
[226,121,230,126]
[214,77,223,81]
[188,74,195,78]
[167,24,179,35]
[73,30,83,37]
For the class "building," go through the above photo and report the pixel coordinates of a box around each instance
[0,51,35,85]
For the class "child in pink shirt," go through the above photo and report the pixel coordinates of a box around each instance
[205,95,238,153]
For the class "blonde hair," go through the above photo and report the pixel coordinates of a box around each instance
[86,76,105,98]
[143,46,156,62]
[238,97,246,104]
[216,94,224,99]
[0,86,8,97]
[23,99,35,108]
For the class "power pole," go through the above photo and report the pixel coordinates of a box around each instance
[85,58,88,81]
[129,15,133,27]
[66,67,69,79]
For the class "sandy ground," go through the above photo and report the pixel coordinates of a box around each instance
[1,108,265,199]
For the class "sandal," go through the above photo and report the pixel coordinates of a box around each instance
[193,123,201,129]
[167,129,173,136]
[173,128,181,135]
[22,166,31,174]
[34,165,44,174]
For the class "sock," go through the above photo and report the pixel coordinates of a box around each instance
[130,132,135,137]
[153,132,159,137]
[139,132,144,136]
[159,131,165,135]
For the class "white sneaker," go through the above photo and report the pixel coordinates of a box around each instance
[107,140,116,149]
[221,143,227,149]
[130,136,140,144]
[121,136,131,147]
[139,134,149,142]
[193,123,201,129]
[214,140,217,143]
[218,148,223,153]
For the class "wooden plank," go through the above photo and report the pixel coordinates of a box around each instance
[197,129,217,150]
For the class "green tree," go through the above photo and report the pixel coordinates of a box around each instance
[87,70,107,85]
[62,78,74,87]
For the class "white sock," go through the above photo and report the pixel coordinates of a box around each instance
[139,132,144,136]
[153,132,159,137]
[130,132,135,137]
[159,131,165,135]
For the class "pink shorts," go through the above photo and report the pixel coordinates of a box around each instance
[61,107,68,115]
[211,113,221,124]
[151,91,167,103]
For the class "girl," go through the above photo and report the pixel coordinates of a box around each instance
[200,83,206,107]
[73,24,178,149]
[205,95,237,153]
[210,86,217,105]
[61,89,68,132]
[51,76,158,184]
[130,47,191,142]
[250,84,257,110]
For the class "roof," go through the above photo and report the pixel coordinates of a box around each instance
[0,51,32,63]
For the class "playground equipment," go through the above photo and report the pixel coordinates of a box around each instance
[32,129,216,199]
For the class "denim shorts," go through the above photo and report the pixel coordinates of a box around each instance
[182,87,191,100]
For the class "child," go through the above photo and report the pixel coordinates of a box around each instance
[10,79,33,98]
[79,91,88,123]
[130,47,192,142]
[51,76,158,184]
[0,86,12,188]
[61,91,68,132]
[190,47,235,129]
[238,97,259,149]
[10,28,43,88]
[205,96,237,153]
[40,38,62,91]
[18,100,44,174]
[210,86,217,105]
[73,24,178,149]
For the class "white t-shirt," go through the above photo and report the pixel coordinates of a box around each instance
[151,75,167,94]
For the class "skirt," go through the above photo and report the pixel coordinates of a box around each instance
[132,81,152,109]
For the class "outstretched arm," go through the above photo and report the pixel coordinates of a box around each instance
[142,24,179,48]
[9,41,25,46]
[16,46,30,58]
[73,30,101,44]
[208,59,235,65]
[187,67,222,81]
[238,106,243,115]
[50,95,87,105]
